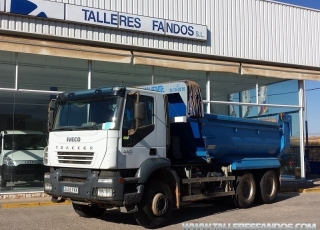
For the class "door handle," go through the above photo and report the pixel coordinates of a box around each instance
[149,148,157,156]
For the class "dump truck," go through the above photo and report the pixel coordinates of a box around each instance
[43,81,290,228]
[0,130,48,188]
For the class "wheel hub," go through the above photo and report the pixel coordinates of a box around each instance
[266,176,276,196]
[151,193,168,216]
[243,179,253,200]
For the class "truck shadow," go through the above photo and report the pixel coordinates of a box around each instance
[98,209,137,226]
[98,202,237,227]
[98,193,299,227]
[275,192,300,202]
[167,193,300,226]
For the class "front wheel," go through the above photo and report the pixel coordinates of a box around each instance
[257,171,278,204]
[134,180,173,229]
[72,202,105,218]
[233,173,256,208]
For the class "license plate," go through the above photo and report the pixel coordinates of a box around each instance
[62,186,79,194]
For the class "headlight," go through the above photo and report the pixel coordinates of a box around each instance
[97,188,114,197]
[44,182,52,191]
[98,179,113,184]
[43,146,49,165]
[3,156,15,166]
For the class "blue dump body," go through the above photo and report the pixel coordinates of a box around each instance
[170,113,291,169]
[142,80,291,169]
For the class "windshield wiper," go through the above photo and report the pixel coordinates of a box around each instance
[53,126,74,131]
[74,126,99,130]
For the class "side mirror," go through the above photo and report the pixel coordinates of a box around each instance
[128,102,145,136]
[48,111,54,132]
[134,102,145,121]
[49,99,56,110]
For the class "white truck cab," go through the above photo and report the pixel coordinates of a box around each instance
[0,130,48,188]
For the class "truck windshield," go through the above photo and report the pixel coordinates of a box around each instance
[53,96,121,131]
[3,134,47,150]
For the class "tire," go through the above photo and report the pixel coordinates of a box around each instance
[0,175,7,188]
[72,202,105,218]
[233,173,256,208]
[257,171,278,204]
[134,180,173,229]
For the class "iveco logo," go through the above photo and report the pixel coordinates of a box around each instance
[67,137,81,142]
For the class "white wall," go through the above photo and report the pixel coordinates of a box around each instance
[0,0,319,67]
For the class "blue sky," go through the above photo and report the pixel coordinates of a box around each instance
[273,0,320,9]
[274,0,320,135]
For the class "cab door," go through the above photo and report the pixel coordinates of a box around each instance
[118,92,165,169]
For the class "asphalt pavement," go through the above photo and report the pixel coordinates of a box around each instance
[0,192,319,230]
[0,183,319,209]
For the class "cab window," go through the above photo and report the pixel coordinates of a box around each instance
[122,94,154,147]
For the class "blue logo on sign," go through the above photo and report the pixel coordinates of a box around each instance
[169,84,186,93]
[11,0,48,18]
[144,85,164,93]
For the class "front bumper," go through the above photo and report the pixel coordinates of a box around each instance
[44,168,129,206]
[0,164,48,182]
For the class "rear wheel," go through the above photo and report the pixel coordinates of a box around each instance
[72,202,105,218]
[134,180,173,229]
[257,171,278,204]
[233,173,256,208]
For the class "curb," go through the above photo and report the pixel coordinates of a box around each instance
[298,187,320,193]
[279,186,320,193]
[0,200,71,209]
[0,192,49,200]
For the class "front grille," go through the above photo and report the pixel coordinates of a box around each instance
[61,177,87,183]
[62,169,88,175]
[57,152,94,165]
[59,168,90,183]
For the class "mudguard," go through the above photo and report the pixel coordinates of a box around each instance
[135,158,171,183]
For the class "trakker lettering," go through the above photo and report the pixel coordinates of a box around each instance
[55,146,93,151]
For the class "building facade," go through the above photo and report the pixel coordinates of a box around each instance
[0,0,319,193]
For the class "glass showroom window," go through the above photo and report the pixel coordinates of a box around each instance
[0,91,48,192]
[0,51,16,89]
[153,66,206,88]
[0,52,91,193]
[92,61,153,88]
[18,53,88,92]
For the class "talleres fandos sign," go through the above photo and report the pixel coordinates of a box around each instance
[1,0,207,41]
